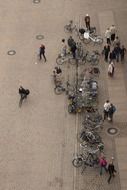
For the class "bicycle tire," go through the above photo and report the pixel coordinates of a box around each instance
[95,37,103,45]
[77,131,87,143]
[64,25,72,33]
[56,57,65,65]
[54,86,64,95]
[68,104,76,114]
[69,58,76,65]
[72,158,83,167]
[83,38,91,44]
[91,59,99,66]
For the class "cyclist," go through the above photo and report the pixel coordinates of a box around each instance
[19,86,30,100]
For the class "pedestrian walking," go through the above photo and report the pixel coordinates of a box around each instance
[108,103,116,121]
[107,161,117,184]
[105,28,111,45]
[120,45,126,62]
[109,49,116,63]
[103,44,110,62]
[61,39,67,56]
[19,86,30,107]
[84,14,90,30]
[114,44,121,62]
[103,100,111,120]
[113,36,120,47]
[108,61,115,77]
[110,25,117,42]
[99,155,108,175]
[39,44,46,62]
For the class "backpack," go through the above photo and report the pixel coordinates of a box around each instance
[112,105,116,113]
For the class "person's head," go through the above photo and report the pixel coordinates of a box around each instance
[19,86,23,89]
[62,39,65,43]
[122,45,124,48]
[107,28,109,30]
[69,36,72,39]
[86,14,89,16]
[41,44,44,47]
[106,100,109,103]
[116,36,119,39]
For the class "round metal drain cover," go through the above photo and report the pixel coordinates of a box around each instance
[33,0,40,4]
[36,35,44,40]
[107,127,118,135]
[7,50,16,55]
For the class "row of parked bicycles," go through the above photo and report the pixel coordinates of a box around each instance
[52,19,105,173]
[72,110,104,174]
[63,19,105,173]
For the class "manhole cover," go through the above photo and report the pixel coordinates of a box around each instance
[107,127,118,135]
[33,0,41,4]
[7,50,16,55]
[36,35,44,40]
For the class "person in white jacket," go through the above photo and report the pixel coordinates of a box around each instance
[108,62,115,77]
[105,28,111,44]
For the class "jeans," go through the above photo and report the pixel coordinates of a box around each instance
[108,173,115,183]
[39,52,46,61]
[100,166,108,175]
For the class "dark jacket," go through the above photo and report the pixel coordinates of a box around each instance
[108,163,116,174]
[40,45,45,53]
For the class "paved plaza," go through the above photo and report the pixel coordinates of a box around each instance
[0,0,127,190]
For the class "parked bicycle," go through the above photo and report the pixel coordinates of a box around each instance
[64,20,79,36]
[56,52,76,65]
[83,31,103,45]
[72,152,99,174]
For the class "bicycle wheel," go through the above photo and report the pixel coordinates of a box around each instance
[64,25,71,33]
[72,158,83,167]
[54,86,64,95]
[56,56,65,65]
[69,58,76,65]
[95,36,103,45]
[91,59,99,66]
[89,154,99,166]
[77,131,87,143]
[83,38,91,44]
[68,104,76,114]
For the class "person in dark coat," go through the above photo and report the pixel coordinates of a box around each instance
[39,44,46,62]
[108,103,116,121]
[103,44,110,62]
[19,86,30,100]
[84,14,90,30]
[107,161,117,184]
[67,36,77,58]
[120,45,126,62]
[114,45,121,62]
[109,50,116,62]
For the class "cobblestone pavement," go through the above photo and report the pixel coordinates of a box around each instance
[0,0,127,190]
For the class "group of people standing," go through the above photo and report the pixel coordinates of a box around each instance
[99,155,117,184]
[103,25,126,77]
[103,100,116,121]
